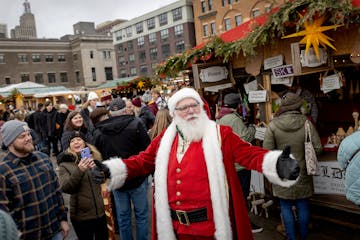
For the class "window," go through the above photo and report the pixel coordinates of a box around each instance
[208,0,213,11]
[130,67,137,76]
[0,54,5,64]
[103,51,111,59]
[150,48,158,60]
[147,18,155,30]
[118,56,125,65]
[5,77,10,84]
[224,18,231,31]
[45,54,54,62]
[35,73,43,83]
[201,1,206,13]
[140,65,147,75]
[228,0,234,4]
[20,73,29,82]
[128,41,133,51]
[58,54,66,62]
[60,72,68,82]
[90,51,94,59]
[91,67,96,81]
[18,54,28,63]
[162,44,170,58]
[210,22,216,35]
[252,9,260,17]
[120,69,126,78]
[32,54,41,63]
[174,24,183,37]
[138,36,145,48]
[118,45,123,54]
[149,32,157,44]
[73,53,78,61]
[136,22,143,34]
[172,7,182,21]
[75,71,80,83]
[203,24,209,37]
[159,13,168,26]
[139,51,146,63]
[48,73,56,83]
[105,67,113,80]
[235,15,242,26]
[129,54,135,64]
[222,0,226,7]
[161,29,169,41]
[115,30,122,40]
[126,26,132,37]
[151,63,157,70]
[175,40,185,53]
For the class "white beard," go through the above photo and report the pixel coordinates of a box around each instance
[173,109,209,141]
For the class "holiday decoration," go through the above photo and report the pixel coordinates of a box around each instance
[282,15,342,59]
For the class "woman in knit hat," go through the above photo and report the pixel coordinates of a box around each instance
[57,131,109,240]
[263,92,322,240]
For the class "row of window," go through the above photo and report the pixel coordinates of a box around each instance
[4,72,71,85]
[201,0,239,13]
[115,7,182,40]
[118,40,185,66]
[90,67,114,81]
[119,63,158,78]
[117,24,184,54]
[0,54,66,64]
[89,50,112,60]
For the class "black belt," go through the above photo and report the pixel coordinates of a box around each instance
[170,208,208,226]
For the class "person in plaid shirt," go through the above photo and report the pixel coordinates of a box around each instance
[0,120,69,240]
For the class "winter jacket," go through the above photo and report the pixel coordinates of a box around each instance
[337,130,360,206]
[92,115,151,190]
[56,144,105,222]
[263,110,322,199]
[138,105,155,130]
[42,108,59,137]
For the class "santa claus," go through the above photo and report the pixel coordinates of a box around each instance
[92,87,299,240]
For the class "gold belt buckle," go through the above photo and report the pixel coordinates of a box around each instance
[176,210,190,226]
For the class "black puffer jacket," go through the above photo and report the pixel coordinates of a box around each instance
[138,105,155,130]
[93,115,151,190]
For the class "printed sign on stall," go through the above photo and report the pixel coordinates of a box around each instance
[272,64,295,78]
[243,79,258,94]
[320,73,342,93]
[248,90,267,103]
[271,75,293,87]
[264,55,283,70]
[313,161,345,195]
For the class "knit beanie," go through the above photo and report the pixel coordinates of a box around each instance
[132,97,142,108]
[224,93,241,109]
[0,120,30,147]
[167,88,203,117]
[0,209,19,240]
[68,131,86,145]
[276,92,303,115]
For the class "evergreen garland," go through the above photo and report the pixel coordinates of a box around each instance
[155,0,360,77]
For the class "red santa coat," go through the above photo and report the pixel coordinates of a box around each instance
[104,121,293,240]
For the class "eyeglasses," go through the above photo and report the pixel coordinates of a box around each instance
[175,103,200,112]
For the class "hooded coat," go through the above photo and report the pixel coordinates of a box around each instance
[263,111,322,199]
[337,130,360,206]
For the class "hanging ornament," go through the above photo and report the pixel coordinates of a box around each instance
[137,81,144,89]
[282,15,343,60]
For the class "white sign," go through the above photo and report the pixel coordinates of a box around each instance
[243,80,258,94]
[300,47,327,67]
[313,161,345,195]
[321,73,341,93]
[199,66,228,83]
[271,75,293,87]
[204,83,232,92]
[264,55,283,70]
[248,90,267,103]
[250,171,265,194]
[272,64,294,78]
[255,127,267,140]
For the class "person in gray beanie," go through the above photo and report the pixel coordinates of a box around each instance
[0,209,19,240]
[0,120,70,239]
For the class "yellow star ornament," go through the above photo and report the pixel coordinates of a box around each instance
[282,16,343,59]
[137,81,144,89]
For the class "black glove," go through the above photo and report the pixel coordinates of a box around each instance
[276,145,300,180]
[92,160,111,184]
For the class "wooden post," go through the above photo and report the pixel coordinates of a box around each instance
[263,74,272,124]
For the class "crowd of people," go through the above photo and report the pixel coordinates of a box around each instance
[0,85,340,240]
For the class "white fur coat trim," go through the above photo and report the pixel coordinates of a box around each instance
[262,151,298,188]
[154,121,232,240]
[103,157,127,190]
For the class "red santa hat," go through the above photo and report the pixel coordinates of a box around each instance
[168,88,204,117]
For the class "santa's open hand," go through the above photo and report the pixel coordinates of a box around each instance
[276,145,300,180]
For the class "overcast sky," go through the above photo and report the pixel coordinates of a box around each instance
[0,0,178,39]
